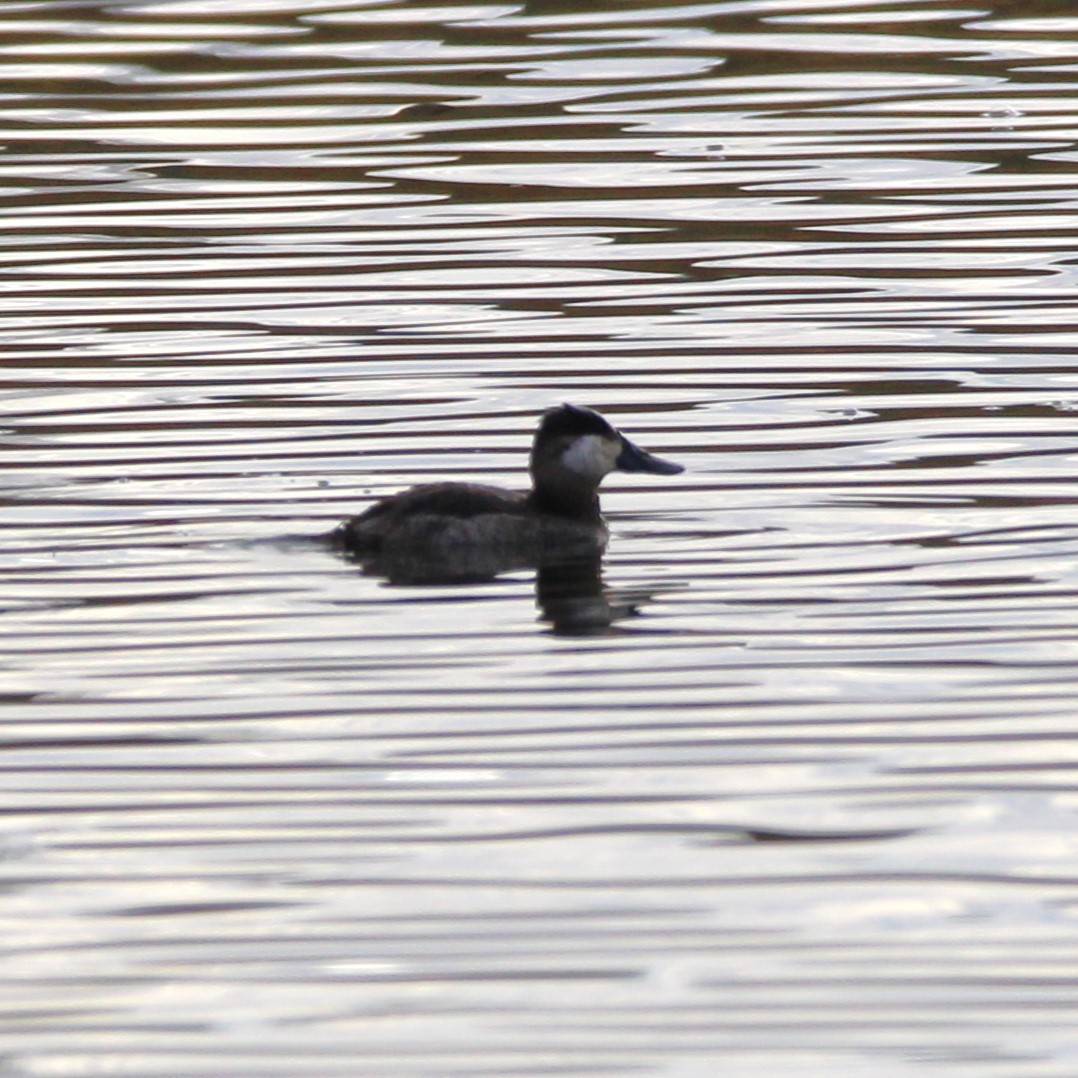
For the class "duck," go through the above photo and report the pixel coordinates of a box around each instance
[332,404,682,580]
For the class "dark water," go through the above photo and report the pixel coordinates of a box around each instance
[4,1,1078,1074]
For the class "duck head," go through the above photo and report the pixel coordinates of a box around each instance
[531,404,683,492]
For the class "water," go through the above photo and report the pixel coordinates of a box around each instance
[3,1,1078,1074]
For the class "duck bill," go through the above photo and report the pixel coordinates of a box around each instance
[616,435,684,475]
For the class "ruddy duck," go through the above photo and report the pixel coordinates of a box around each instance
[332,404,682,577]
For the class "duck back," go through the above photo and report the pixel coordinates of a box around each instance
[334,482,529,552]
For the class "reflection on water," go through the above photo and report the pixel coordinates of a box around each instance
[537,557,633,636]
[4,0,1078,1074]
[337,545,636,635]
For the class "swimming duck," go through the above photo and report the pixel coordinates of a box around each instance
[332,404,682,577]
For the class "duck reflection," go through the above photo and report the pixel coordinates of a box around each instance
[338,545,655,636]
[535,556,648,635]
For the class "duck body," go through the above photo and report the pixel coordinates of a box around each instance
[332,404,682,581]
[335,481,602,559]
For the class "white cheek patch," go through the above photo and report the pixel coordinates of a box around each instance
[561,435,614,481]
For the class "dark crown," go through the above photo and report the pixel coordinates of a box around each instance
[537,404,617,442]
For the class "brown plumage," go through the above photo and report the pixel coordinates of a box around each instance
[332,404,682,580]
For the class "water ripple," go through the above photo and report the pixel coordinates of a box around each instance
[4,0,1078,1074]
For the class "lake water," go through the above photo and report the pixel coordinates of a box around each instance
[4,1,1078,1074]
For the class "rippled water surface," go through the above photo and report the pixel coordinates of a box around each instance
[5,1,1078,1074]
